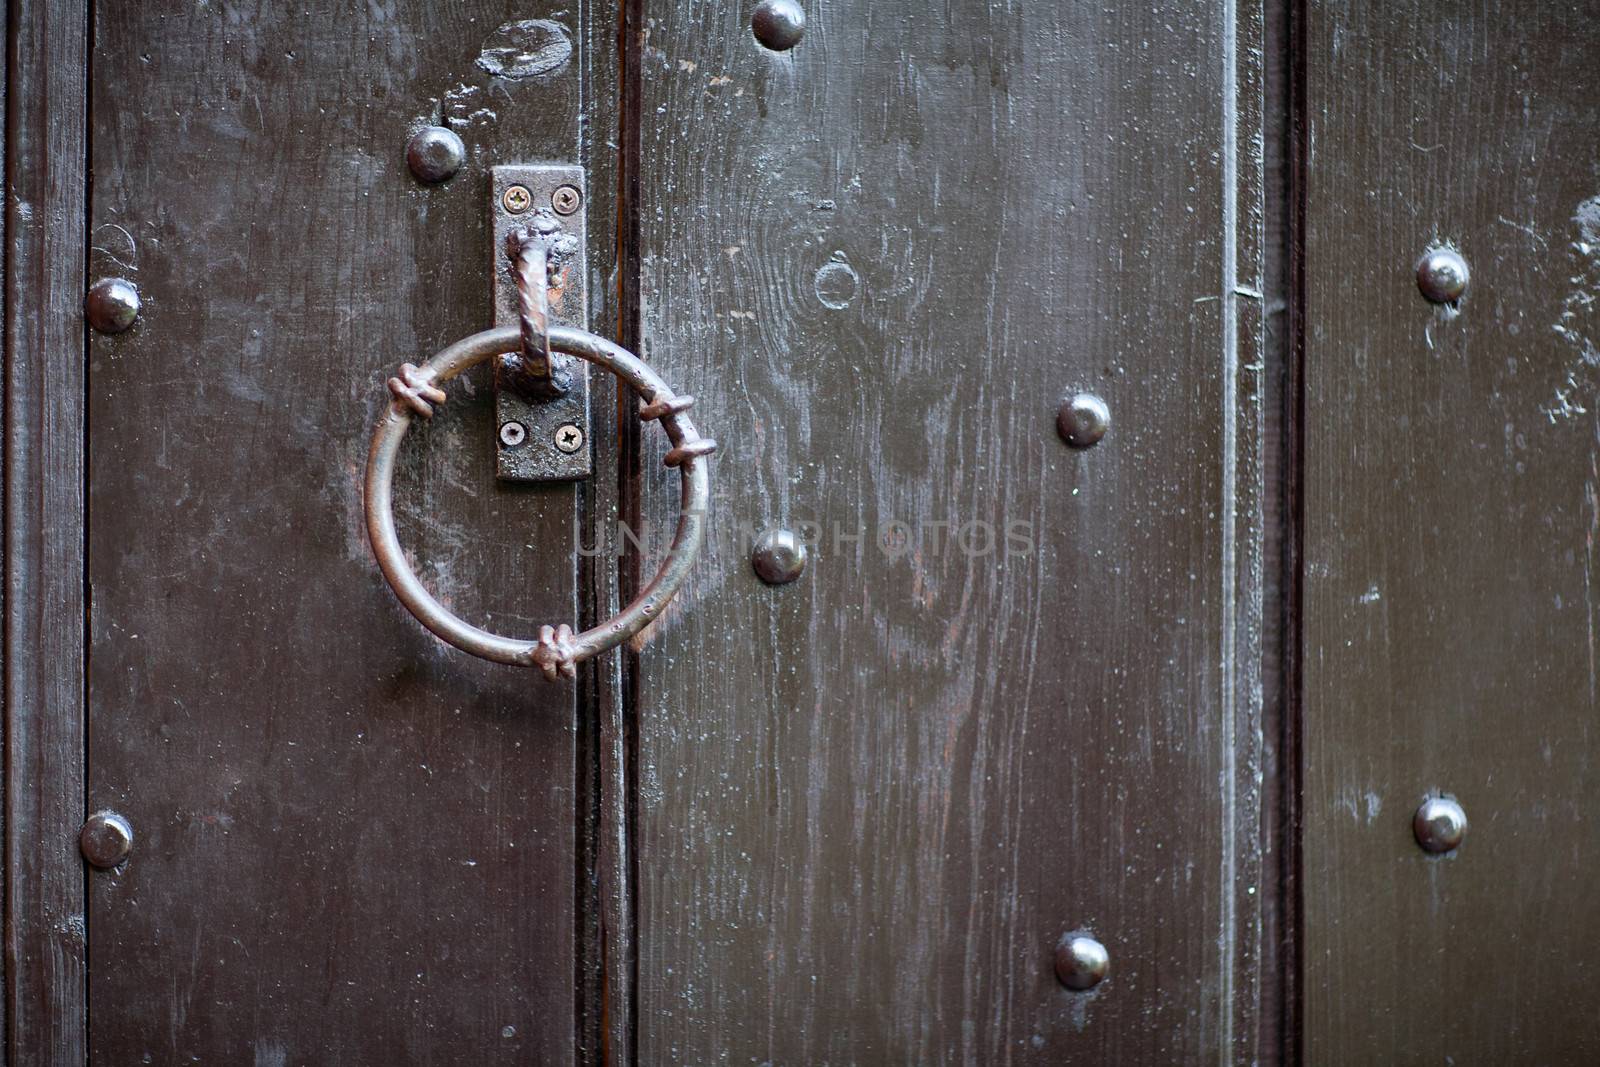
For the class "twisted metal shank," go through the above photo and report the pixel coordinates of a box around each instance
[500,215,579,400]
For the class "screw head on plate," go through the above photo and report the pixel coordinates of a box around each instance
[752,0,806,51]
[551,184,583,216]
[1414,796,1467,854]
[554,423,585,454]
[502,184,533,214]
[1055,933,1109,991]
[405,126,466,184]
[85,277,140,334]
[499,421,528,448]
[1056,392,1111,449]
[1416,248,1469,304]
[752,528,808,585]
[80,810,134,869]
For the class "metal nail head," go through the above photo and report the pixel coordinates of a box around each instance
[1413,796,1467,854]
[85,277,141,334]
[1057,392,1111,449]
[1416,248,1469,304]
[1055,933,1109,991]
[405,126,466,184]
[80,810,135,869]
[752,528,808,585]
[752,0,806,51]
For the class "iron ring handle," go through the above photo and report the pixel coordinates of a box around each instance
[365,325,716,681]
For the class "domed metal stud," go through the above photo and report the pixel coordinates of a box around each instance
[85,277,140,334]
[752,528,807,585]
[1413,796,1467,854]
[1054,933,1109,991]
[406,125,466,184]
[80,810,134,869]
[1056,392,1111,449]
[1416,248,1469,304]
[752,0,806,51]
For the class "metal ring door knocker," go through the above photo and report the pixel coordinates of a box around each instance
[364,324,716,680]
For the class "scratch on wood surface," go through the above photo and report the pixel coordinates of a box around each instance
[1496,213,1548,250]
[1543,196,1600,423]
[91,222,138,271]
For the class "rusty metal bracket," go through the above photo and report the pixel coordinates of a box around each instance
[491,164,590,481]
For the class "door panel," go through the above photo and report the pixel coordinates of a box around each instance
[633,1,1267,1060]
[1303,2,1600,1061]
[83,3,614,1060]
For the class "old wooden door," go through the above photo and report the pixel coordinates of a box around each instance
[4,0,1596,1063]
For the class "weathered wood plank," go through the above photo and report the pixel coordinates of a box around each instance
[633,0,1267,1060]
[1303,3,1600,1060]
[82,2,613,1059]
[5,0,88,1061]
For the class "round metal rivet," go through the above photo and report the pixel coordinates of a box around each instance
[1414,796,1467,854]
[80,810,134,869]
[553,423,585,453]
[499,421,528,448]
[85,277,140,334]
[1056,392,1111,449]
[551,184,583,216]
[502,185,533,214]
[405,126,466,184]
[1416,248,1469,304]
[752,528,807,585]
[1055,933,1109,991]
[752,0,806,51]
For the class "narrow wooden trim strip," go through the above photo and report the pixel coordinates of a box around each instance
[5,0,91,1060]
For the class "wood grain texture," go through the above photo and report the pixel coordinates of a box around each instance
[1303,2,1600,1061]
[83,2,611,1060]
[633,1,1267,1060]
[5,0,89,1061]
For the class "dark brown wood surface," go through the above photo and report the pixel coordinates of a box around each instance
[11,0,1596,1059]
[5,0,88,1061]
[1302,2,1600,1061]
[80,3,615,1060]
[631,1,1269,1060]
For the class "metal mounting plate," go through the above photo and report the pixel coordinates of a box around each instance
[491,164,590,481]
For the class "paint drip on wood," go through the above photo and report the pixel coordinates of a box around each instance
[476,19,573,80]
